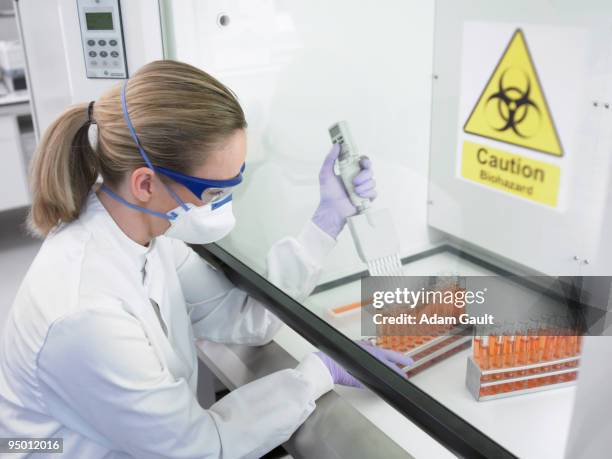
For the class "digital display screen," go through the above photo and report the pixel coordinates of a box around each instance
[330,125,341,138]
[85,12,114,31]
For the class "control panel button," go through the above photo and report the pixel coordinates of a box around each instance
[87,39,95,46]
[100,51,108,58]
[90,60,98,66]
[109,39,118,46]
[98,39,107,46]
[112,60,120,67]
[101,61,108,67]
[89,51,97,57]
[110,51,119,58]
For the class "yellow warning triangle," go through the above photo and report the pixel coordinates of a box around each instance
[464,29,563,157]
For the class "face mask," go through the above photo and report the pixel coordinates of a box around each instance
[100,79,242,244]
[165,199,236,244]
[100,185,236,244]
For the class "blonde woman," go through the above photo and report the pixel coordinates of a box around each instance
[0,60,409,458]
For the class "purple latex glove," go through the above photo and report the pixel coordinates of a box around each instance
[312,143,377,239]
[314,341,413,388]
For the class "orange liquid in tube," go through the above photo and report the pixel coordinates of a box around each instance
[480,336,490,371]
[473,336,481,363]
[488,335,499,367]
[555,334,567,360]
[516,334,528,365]
[494,335,504,370]
[539,336,547,359]
[529,335,541,365]
[502,335,514,368]
[544,335,556,361]
[476,326,583,396]
[516,333,529,389]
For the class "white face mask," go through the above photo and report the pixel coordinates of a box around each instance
[164,201,236,244]
[99,185,236,245]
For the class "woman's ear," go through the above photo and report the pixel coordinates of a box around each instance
[130,167,156,203]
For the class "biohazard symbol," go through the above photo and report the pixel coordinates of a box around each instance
[464,29,563,157]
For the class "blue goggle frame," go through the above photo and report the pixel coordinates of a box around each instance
[120,80,244,209]
[155,163,245,204]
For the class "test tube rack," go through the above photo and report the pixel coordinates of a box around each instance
[373,285,473,377]
[374,332,472,377]
[466,353,580,401]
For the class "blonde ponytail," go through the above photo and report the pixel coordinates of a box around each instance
[28,103,98,236]
[27,60,247,237]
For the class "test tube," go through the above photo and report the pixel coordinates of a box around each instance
[494,334,504,370]
[566,333,577,359]
[514,321,529,389]
[473,332,481,363]
[538,313,559,384]
[487,326,498,367]
[501,322,514,369]
[479,335,490,372]
[529,318,542,364]
[548,315,567,383]
[525,318,542,388]
[516,320,528,360]
[560,314,578,380]
[552,315,566,360]
[565,314,579,360]
[543,332,556,362]
[554,316,568,361]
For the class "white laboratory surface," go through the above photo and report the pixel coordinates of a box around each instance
[300,250,575,459]
[196,249,577,458]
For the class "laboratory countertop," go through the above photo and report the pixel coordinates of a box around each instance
[268,322,454,458]
[198,249,575,458]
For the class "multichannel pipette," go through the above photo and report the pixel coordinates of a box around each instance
[328,121,402,276]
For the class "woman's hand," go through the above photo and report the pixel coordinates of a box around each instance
[312,144,377,239]
[314,341,412,388]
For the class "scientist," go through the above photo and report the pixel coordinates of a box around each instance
[0,60,410,458]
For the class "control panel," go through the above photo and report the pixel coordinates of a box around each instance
[76,0,127,79]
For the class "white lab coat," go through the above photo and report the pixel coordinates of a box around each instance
[0,192,335,459]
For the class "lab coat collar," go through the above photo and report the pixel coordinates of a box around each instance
[80,190,155,274]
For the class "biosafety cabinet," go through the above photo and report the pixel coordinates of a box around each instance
[17,0,612,457]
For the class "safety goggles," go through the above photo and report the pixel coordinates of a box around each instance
[155,163,245,207]
[121,80,244,209]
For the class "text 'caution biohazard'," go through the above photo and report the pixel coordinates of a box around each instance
[461,140,560,206]
[464,29,563,157]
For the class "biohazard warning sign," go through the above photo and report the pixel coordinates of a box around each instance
[461,140,560,206]
[463,29,563,157]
